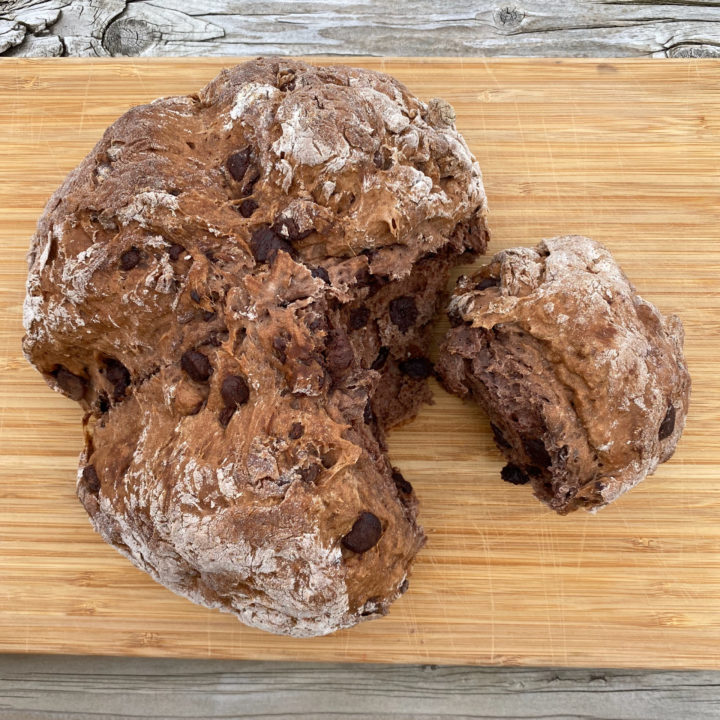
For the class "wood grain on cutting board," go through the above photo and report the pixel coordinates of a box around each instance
[0,58,718,668]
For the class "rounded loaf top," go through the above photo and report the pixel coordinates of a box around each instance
[22,58,489,636]
[439,235,690,513]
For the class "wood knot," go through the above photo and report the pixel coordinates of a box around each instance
[666,43,720,59]
[494,6,525,30]
[103,17,157,56]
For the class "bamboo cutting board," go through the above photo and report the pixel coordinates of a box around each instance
[1,58,719,669]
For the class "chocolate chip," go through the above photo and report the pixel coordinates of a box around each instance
[202,311,216,322]
[238,198,258,218]
[501,464,530,485]
[273,335,288,364]
[325,332,354,372]
[308,317,328,335]
[392,469,413,494]
[658,404,676,440]
[272,217,309,243]
[363,400,376,425]
[389,296,418,332]
[54,366,86,401]
[370,346,390,371]
[221,375,250,408]
[190,290,201,304]
[311,266,330,284]
[474,276,500,291]
[250,226,293,264]
[398,357,433,380]
[218,406,235,428]
[341,512,383,553]
[373,148,392,170]
[289,422,304,440]
[168,244,185,261]
[226,147,252,182]
[82,465,101,494]
[522,437,552,468]
[349,307,370,330]
[399,578,410,594]
[119,247,140,271]
[448,310,465,328]
[97,393,110,414]
[181,350,212,382]
[491,423,511,450]
[104,358,130,401]
[299,464,320,483]
[271,217,292,237]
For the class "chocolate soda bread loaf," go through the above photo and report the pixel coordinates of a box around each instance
[437,236,689,514]
[22,58,489,635]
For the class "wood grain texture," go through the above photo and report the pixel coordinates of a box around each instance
[2,655,720,720]
[2,0,720,59]
[0,57,719,669]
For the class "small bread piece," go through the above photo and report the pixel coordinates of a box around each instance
[437,236,690,513]
[22,58,488,636]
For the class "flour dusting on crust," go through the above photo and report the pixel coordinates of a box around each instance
[439,235,690,514]
[24,58,489,636]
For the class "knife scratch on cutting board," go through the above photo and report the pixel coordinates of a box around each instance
[535,513,558,662]
[542,117,562,205]
[77,66,94,134]
[575,513,590,571]
[476,521,496,664]
[548,519,569,666]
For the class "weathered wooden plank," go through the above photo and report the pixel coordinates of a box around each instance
[0,18,26,54]
[1,655,720,720]
[4,34,63,57]
[1,0,720,58]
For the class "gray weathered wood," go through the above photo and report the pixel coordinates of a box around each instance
[1,0,720,59]
[1,654,720,719]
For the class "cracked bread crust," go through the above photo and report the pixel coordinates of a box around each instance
[22,58,489,636]
[437,236,689,514]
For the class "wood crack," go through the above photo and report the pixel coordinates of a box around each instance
[602,0,720,6]
[498,18,702,35]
